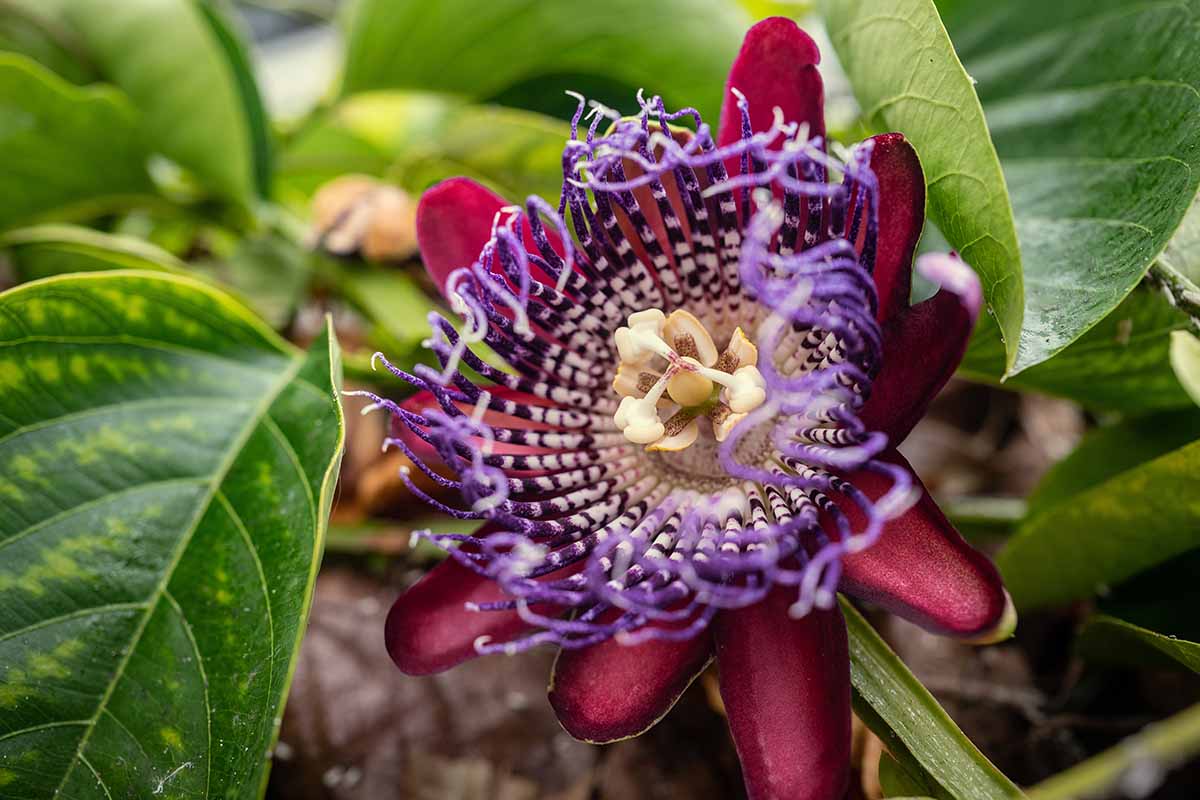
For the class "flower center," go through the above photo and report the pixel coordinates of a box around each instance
[611,308,766,452]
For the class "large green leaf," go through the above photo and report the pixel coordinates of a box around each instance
[0,1,96,85]
[937,0,1200,374]
[842,599,1022,800]
[999,434,1200,610]
[340,0,749,121]
[820,0,1024,372]
[0,53,154,229]
[0,224,184,281]
[279,92,571,208]
[962,288,1194,412]
[1024,410,1200,518]
[0,272,344,797]
[10,0,271,204]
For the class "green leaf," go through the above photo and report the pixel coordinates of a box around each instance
[279,91,571,207]
[0,224,184,281]
[190,234,313,330]
[0,53,154,229]
[1077,615,1200,674]
[937,0,1200,374]
[341,0,750,121]
[1171,331,1200,407]
[999,434,1200,610]
[879,749,951,800]
[1025,410,1200,518]
[1024,703,1200,800]
[10,0,271,204]
[820,0,1024,372]
[0,1,96,84]
[1085,549,1200,668]
[961,287,1194,413]
[0,271,344,797]
[326,260,443,367]
[842,599,1023,800]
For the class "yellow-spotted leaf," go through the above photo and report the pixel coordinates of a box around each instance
[0,272,344,797]
[0,224,184,281]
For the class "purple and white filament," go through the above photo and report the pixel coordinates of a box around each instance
[351,91,917,654]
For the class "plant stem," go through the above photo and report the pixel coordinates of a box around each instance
[1148,262,1200,334]
[1027,702,1200,800]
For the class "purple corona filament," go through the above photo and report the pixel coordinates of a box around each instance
[351,92,918,656]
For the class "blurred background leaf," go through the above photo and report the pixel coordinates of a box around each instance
[0,53,154,228]
[340,0,750,121]
[961,288,1195,413]
[279,91,569,209]
[0,224,184,279]
[1171,330,1200,407]
[6,0,271,206]
[1000,413,1200,609]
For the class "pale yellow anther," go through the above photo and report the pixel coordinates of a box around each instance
[612,362,649,398]
[725,327,758,368]
[647,419,700,452]
[614,308,667,365]
[611,307,767,450]
[666,369,714,407]
[614,395,665,444]
[713,411,747,442]
[726,365,767,414]
[662,309,718,367]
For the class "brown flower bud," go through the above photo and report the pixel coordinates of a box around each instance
[311,174,418,262]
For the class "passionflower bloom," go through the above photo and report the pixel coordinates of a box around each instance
[360,18,1015,800]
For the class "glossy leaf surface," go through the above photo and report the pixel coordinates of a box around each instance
[0,272,344,797]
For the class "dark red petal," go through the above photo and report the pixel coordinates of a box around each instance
[385,554,533,675]
[415,177,561,298]
[718,17,825,149]
[548,631,712,743]
[837,450,1013,640]
[860,255,981,444]
[714,591,851,800]
[863,133,925,325]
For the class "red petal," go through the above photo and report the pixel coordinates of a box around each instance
[714,590,851,800]
[397,387,558,469]
[416,177,507,296]
[837,451,1012,640]
[415,177,561,298]
[860,254,981,444]
[863,133,925,325]
[385,554,533,675]
[718,17,824,150]
[549,629,712,743]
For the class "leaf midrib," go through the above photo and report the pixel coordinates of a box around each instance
[49,350,305,798]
